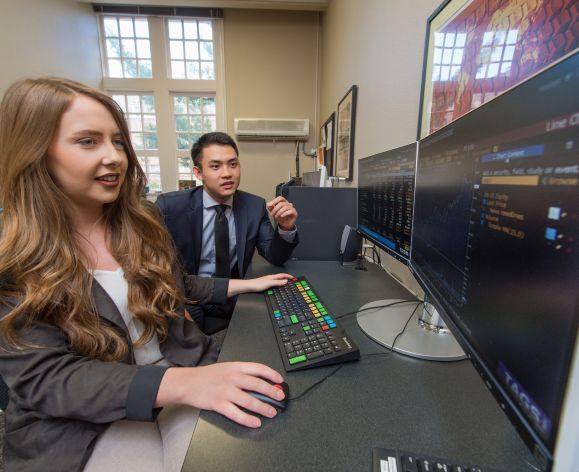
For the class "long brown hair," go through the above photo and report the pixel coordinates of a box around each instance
[0,77,181,361]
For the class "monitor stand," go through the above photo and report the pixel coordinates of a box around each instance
[356,300,466,361]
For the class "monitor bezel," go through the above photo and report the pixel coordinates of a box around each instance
[356,142,419,267]
[409,51,579,470]
[408,262,572,470]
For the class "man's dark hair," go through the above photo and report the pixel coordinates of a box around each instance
[190,132,239,168]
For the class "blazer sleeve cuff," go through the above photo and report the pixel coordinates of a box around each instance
[126,364,170,421]
[212,278,229,304]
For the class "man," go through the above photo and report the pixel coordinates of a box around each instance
[156,132,299,333]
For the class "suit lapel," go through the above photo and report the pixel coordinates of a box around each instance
[91,278,129,335]
[191,188,204,272]
[91,277,135,362]
[233,192,247,274]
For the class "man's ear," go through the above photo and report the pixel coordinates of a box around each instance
[193,166,203,181]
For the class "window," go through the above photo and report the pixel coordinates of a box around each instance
[112,93,161,191]
[138,156,162,193]
[476,30,518,79]
[113,93,158,150]
[102,16,152,78]
[173,95,217,150]
[98,12,225,194]
[167,19,215,80]
[173,94,217,182]
[432,32,466,82]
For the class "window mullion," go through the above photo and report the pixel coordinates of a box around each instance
[148,16,168,86]
[148,16,177,195]
[155,90,177,195]
[213,19,227,131]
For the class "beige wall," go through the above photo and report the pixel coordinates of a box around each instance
[319,0,440,295]
[0,2,318,201]
[223,9,318,200]
[320,0,440,168]
[0,0,102,95]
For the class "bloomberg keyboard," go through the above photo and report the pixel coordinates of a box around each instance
[373,448,491,472]
[264,276,360,372]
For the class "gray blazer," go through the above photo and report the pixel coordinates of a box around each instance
[0,272,224,472]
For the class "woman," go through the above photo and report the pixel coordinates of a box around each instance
[0,77,287,471]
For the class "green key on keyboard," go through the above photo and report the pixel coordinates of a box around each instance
[289,355,307,365]
[264,276,360,371]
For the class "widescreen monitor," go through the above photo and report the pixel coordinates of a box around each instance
[357,143,417,265]
[356,142,466,360]
[411,51,579,470]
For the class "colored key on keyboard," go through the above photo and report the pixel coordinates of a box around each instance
[264,276,360,371]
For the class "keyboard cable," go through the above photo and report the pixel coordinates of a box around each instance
[289,301,424,400]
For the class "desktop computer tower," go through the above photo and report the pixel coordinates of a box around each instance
[283,187,357,261]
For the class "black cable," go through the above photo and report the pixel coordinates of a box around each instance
[372,244,381,265]
[360,352,392,360]
[333,299,422,320]
[288,363,344,401]
[360,239,383,266]
[294,141,300,177]
[362,246,372,264]
[359,301,424,360]
[368,245,377,264]
[388,301,423,353]
[289,301,423,400]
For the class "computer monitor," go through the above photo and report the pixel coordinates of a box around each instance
[357,143,417,265]
[410,51,579,470]
[356,143,466,360]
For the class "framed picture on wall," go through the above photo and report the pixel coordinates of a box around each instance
[335,85,357,181]
[417,0,579,139]
[319,112,335,174]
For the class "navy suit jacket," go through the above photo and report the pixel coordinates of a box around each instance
[156,187,298,278]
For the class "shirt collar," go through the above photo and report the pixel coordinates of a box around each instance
[202,188,234,210]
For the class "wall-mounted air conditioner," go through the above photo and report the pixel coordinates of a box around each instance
[234,118,309,140]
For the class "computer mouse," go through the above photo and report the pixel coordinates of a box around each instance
[245,381,289,411]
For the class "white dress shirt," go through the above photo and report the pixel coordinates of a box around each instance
[198,188,296,277]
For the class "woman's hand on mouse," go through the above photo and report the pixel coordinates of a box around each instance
[155,362,286,428]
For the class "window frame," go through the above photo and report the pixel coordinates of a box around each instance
[110,91,163,192]
[172,92,218,184]
[97,13,226,194]
[100,15,153,79]
[166,17,216,81]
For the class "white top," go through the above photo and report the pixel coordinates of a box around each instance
[92,267,165,366]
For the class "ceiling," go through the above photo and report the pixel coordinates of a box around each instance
[79,0,330,11]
